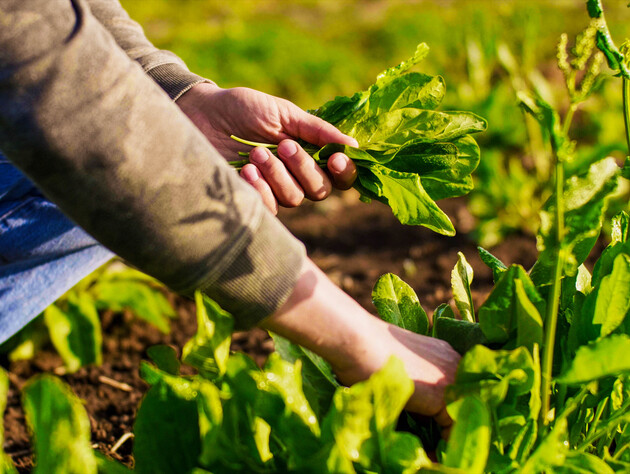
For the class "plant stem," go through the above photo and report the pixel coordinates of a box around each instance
[623,78,630,157]
[540,104,576,428]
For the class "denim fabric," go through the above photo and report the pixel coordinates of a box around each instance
[0,152,113,343]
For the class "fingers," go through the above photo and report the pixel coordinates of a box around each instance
[248,146,304,208]
[327,152,357,190]
[240,163,278,214]
[277,140,332,200]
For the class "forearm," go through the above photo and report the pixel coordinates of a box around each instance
[86,0,211,100]
[0,0,305,327]
[260,258,382,374]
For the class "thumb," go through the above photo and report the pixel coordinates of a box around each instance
[283,103,358,148]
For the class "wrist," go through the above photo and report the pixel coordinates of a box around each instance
[260,258,383,374]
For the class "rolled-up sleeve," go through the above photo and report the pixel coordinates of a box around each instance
[0,0,306,328]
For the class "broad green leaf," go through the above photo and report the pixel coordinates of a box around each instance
[571,253,630,349]
[431,303,455,338]
[321,357,430,473]
[478,265,545,343]
[432,317,487,355]
[507,419,538,465]
[447,346,536,407]
[477,246,508,283]
[133,373,201,474]
[591,253,630,337]
[147,345,181,376]
[182,291,233,379]
[443,397,490,473]
[255,353,320,437]
[421,136,480,201]
[92,280,174,333]
[372,273,429,335]
[271,333,339,418]
[44,292,102,373]
[0,370,16,474]
[451,252,475,323]
[557,334,630,384]
[95,452,133,474]
[349,109,485,148]
[514,279,544,354]
[358,164,455,235]
[521,418,569,473]
[560,450,616,473]
[196,381,225,467]
[23,375,97,474]
[592,241,630,287]
[531,157,619,285]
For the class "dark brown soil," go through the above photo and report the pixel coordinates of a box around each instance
[1,191,537,472]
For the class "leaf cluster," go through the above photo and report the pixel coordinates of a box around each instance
[234,43,486,235]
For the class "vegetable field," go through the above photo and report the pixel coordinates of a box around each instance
[2,0,630,473]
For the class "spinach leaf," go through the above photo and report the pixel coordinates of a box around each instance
[372,273,429,335]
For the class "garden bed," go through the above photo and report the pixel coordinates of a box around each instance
[1,192,538,472]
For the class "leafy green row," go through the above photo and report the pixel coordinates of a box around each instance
[6,207,629,473]
[0,262,176,373]
[233,43,486,235]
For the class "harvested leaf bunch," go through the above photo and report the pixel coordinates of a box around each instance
[234,43,487,235]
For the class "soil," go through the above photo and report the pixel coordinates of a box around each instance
[1,191,538,472]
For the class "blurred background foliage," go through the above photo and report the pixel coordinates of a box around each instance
[122,0,630,246]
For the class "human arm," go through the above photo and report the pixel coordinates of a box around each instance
[85,0,358,212]
[261,258,460,426]
[0,0,304,327]
[176,84,358,214]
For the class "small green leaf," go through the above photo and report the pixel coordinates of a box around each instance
[562,451,616,474]
[451,252,475,323]
[133,374,202,474]
[321,357,431,472]
[514,279,544,354]
[612,211,630,244]
[557,334,630,384]
[271,333,339,418]
[95,452,133,474]
[478,265,545,343]
[447,346,536,407]
[92,280,174,333]
[443,397,491,473]
[44,292,102,373]
[521,418,569,472]
[432,318,487,355]
[182,292,233,379]
[23,375,97,474]
[477,246,508,283]
[372,273,429,335]
[531,157,619,284]
[147,345,181,376]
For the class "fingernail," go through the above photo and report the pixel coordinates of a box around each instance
[330,154,347,173]
[241,165,260,182]
[278,140,298,157]
[250,147,270,165]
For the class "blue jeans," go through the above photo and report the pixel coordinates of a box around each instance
[0,151,113,344]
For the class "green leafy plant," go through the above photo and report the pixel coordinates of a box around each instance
[231,44,487,235]
[1,261,176,373]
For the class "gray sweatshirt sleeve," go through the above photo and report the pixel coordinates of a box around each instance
[86,0,211,100]
[0,0,306,328]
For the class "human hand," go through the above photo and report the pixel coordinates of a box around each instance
[261,259,460,428]
[177,83,358,214]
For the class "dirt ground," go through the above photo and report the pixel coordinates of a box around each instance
[2,191,538,472]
